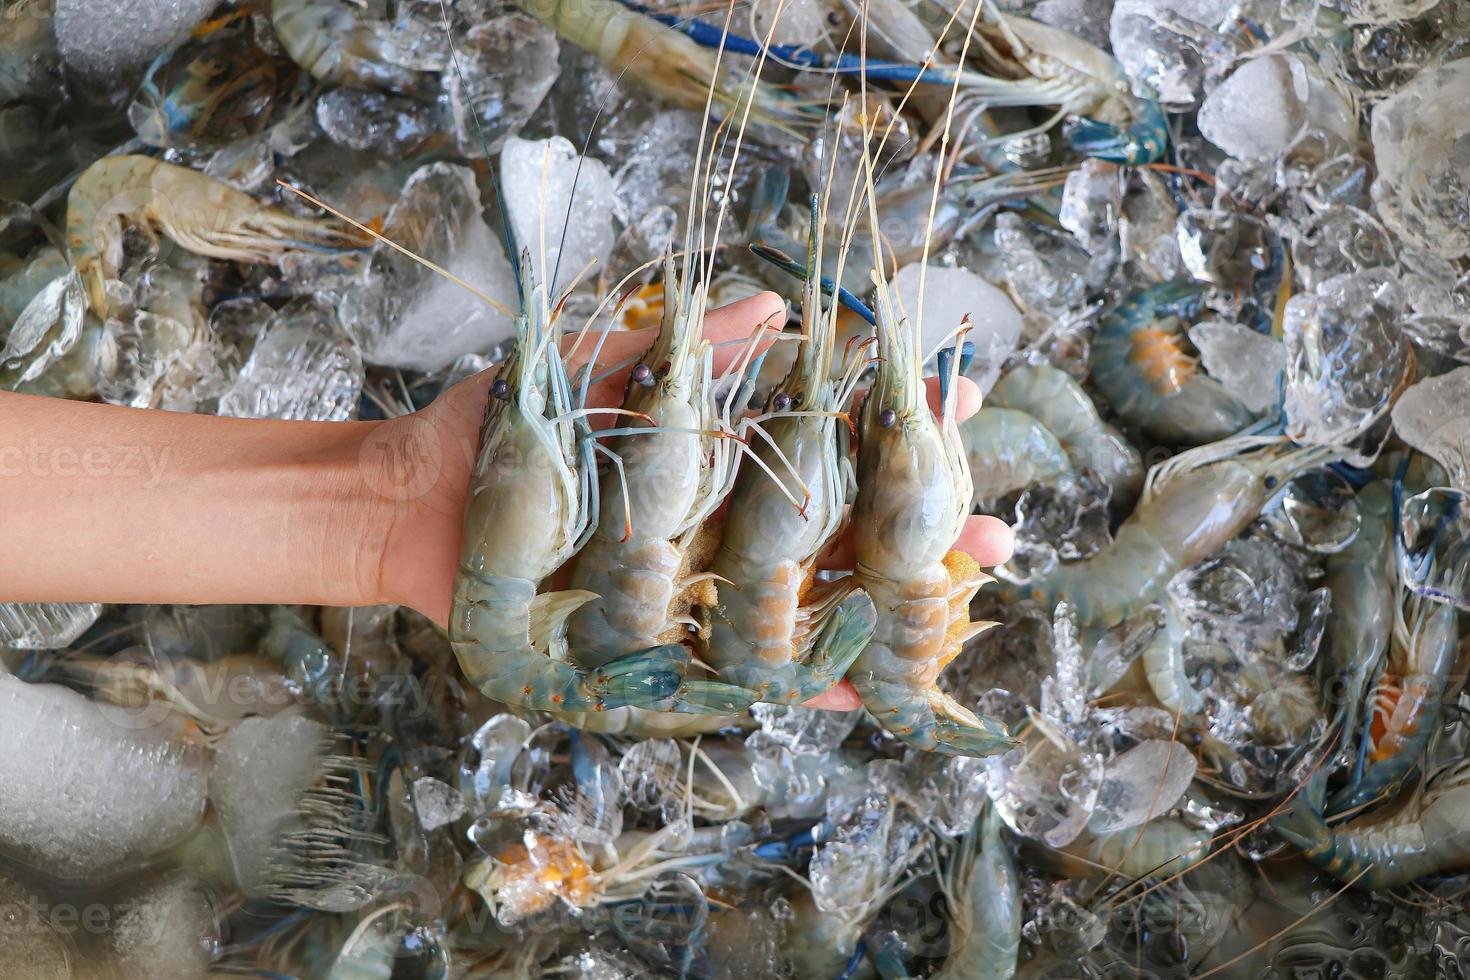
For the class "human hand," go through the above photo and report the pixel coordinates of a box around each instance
[367,291,1014,709]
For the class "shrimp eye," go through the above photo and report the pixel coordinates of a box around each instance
[879,408,897,428]
[491,378,510,400]
[1264,475,1279,490]
[773,392,792,412]
[632,364,654,387]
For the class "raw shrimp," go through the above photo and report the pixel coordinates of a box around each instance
[1138,600,1197,715]
[130,21,306,150]
[701,217,878,704]
[961,406,1075,504]
[1003,438,1339,629]
[986,365,1143,511]
[516,0,815,130]
[1321,480,1394,752]
[270,0,438,97]
[852,0,1167,163]
[565,251,760,715]
[449,257,692,713]
[846,212,1016,757]
[1329,587,1460,815]
[65,155,362,318]
[934,806,1021,980]
[1276,761,1470,889]
[1090,281,1259,446]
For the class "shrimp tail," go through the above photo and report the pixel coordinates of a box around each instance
[933,691,1021,757]
[656,677,761,715]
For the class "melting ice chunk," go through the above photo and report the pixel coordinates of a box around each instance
[1392,366,1470,490]
[55,0,217,86]
[887,262,1023,394]
[1087,740,1197,834]
[209,712,327,893]
[1188,319,1285,414]
[0,675,207,878]
[501,135,617,296]
[219,299,362,421]
[1371,59,1470,259]
[1198,55,1309,161]
[339,162,517,373]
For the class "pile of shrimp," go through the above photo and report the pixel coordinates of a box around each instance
[5,0,1470,975]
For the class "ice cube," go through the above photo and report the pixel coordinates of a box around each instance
[340,162,517,372]
[446,14,561,158]
[0,600,101,650]
[209,712,326,893]
[108,874,219,980]
[1371,59,1470,259]
[1087,740,1197,834]
[218,298,362,421]
[1283,268,1413,449]
[1188,319,1285,414]
[1059,160,1123,256]
[55,0,217,88]
[1289,206,1397,291]
[1109,0,1232,107]
[1198,55,1309,161]
[887,262,1023,394]
[316,89,438,156]
[412,777,467,831]
[501,135,616,296]
[1391,366,1470,489]
[0,675,207,878]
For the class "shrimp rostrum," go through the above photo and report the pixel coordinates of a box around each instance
[450,257,693,713]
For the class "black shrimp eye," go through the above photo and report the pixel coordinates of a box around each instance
[773,392,792,412]
[491,377,510,400]
[879,408,897,428]
[632,364,654,387]
[1264,475,1279,490]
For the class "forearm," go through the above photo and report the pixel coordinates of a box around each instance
[0,392,392,609]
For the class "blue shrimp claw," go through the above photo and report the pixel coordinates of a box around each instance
[1065,99,1169,165]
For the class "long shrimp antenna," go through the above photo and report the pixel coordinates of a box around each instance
[275,181,514,320]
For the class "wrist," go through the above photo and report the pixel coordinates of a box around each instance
[348,410,468,626]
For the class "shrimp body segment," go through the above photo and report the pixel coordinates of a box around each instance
[1091,281,1257,446]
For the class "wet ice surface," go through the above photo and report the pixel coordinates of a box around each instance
[1393,366,1470,488]
[54,0,217,86]
[0,675,207,879]
[889,262,1023,392]
[1198,55,1310,161]
[11,0,1470,974]
[501,135,616,296]
[339,162,516,372]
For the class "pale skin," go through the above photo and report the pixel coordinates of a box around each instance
[0,292,1012,709]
